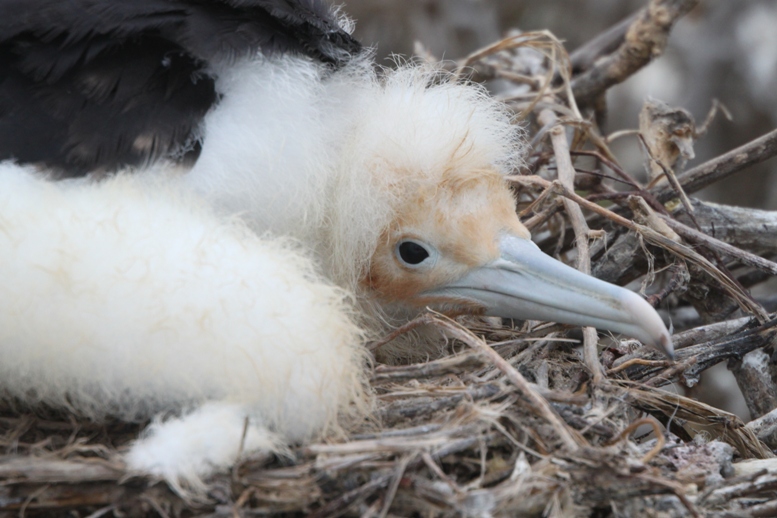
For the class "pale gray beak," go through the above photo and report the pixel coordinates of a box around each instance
[424,235,673,357]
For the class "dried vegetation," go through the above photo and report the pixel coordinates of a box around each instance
[4,0,777,516]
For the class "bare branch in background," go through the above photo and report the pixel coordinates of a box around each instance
[569,13,640,73]
[571,0,701,105]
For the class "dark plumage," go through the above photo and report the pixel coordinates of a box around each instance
[0,0,360,175]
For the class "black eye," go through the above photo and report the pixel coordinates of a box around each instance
[398,241,430,265]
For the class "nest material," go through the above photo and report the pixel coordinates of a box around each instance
[2,319,776,517]
[5,0,777,516]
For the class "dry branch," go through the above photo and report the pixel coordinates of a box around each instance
[654,128,777,202]
[730,349,777,420]
[538,108,604,382]
[571,0,701,104]
[569,13,640,73]
[675,198,777,255]
[619,317,777,384]
[747,408,777,449]
[671,316,752,349]
[658,213,777,276]
[620,383,772,460]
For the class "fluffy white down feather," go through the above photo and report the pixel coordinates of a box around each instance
[0,165,368,488]
[184,55,521,292]
[0,53,519,490]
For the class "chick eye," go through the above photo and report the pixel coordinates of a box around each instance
[397,240,431,266]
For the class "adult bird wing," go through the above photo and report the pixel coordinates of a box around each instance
[0,0,360,177]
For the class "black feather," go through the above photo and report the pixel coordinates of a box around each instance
[0,0,361,176]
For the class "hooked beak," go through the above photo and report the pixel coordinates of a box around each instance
[423,235,673,357]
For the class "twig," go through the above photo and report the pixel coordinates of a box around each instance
[0,457,123,483]
[695,98,732,137]
[644,356,698,387]
[83,505,118,518]
[18,484,50,518]
[571,150,647,192]
[630,196,756,315]
[421,452,462,492]
[748,499,777,517]
[369,314,440,352]
[377,454,413,518]
[142,496,172,518]
[621,382,771,459]
[637,132,697,220]
[371,352,485,382]
[307,474,392,518]
[645,262,689,307]
[701,472,777,506]
[538,109,604,383]
[607,358,671,375]
[636,473,702,518]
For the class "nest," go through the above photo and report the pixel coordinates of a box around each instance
[4,0,777,516]
[3,316,777,517]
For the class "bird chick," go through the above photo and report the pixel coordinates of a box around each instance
[0,33,671,496]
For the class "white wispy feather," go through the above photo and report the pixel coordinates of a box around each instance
[0,53,520,490]
[0,165,368,489]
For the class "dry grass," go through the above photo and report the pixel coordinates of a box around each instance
[2,315,775,516]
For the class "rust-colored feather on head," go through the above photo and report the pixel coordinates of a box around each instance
[322,64,525,293]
